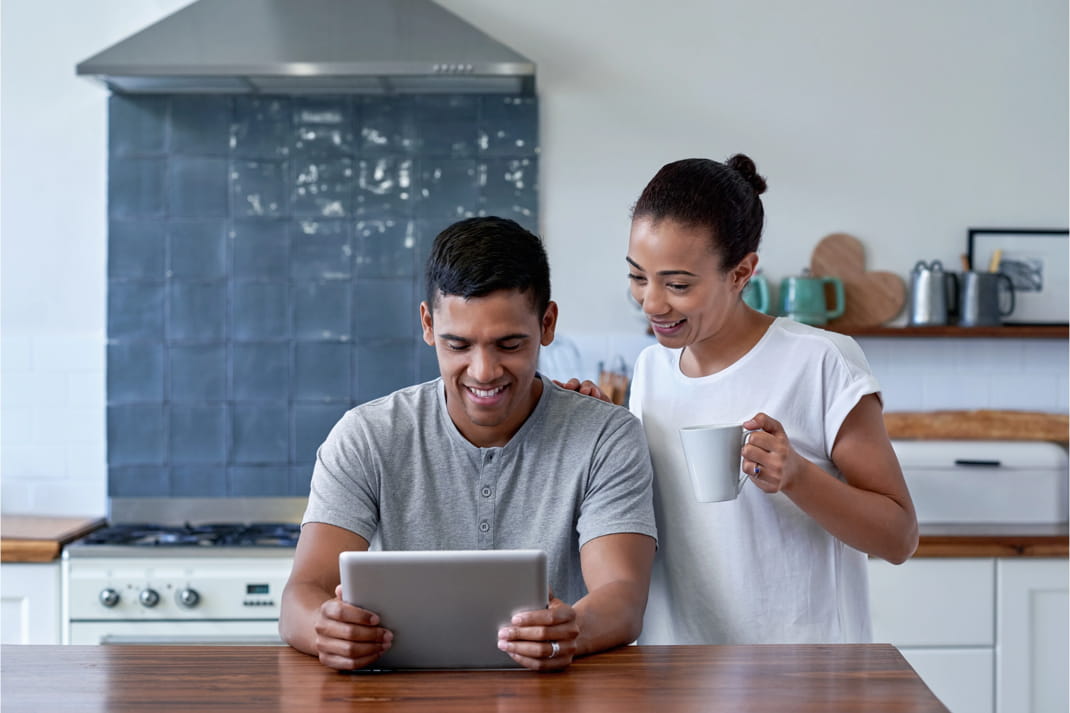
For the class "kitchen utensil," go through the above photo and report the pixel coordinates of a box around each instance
[810,233,906,328]
[958,271,1015,326]
[908,260,958,326]
[678,424,756,502]
[741,270,770,313]
[778,269,845,325]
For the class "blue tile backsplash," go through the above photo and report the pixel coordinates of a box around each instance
[107,93,539,497]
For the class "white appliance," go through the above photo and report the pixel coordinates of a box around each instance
[62,498,302,645]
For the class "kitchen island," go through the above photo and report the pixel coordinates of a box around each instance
[1,643,947,712]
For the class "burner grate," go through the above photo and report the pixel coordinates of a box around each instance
[81,522,301,548]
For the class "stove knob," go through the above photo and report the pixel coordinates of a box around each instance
[176,588,200,609]
[99,588,120,608]
[138,588,160,608]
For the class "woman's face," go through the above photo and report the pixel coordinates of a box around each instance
[627,216,750,349]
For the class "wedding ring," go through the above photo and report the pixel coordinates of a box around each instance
[754,465,761,476]
[549,641,560,658]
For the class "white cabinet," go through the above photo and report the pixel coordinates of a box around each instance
[870,557,1070,713]
[1,562,61,644]
[996,559,1069,713]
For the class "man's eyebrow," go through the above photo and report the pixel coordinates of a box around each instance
[626,257,698,278]
[437,332,531,342]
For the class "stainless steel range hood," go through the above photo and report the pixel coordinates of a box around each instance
[76,0,535,95]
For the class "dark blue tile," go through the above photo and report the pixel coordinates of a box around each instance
[232,220,288,278]
[170,156,229,217]
[170,95,231,156]
[108,282,164,341]
[107,404,165,466]
[413,218,446,290]
[479,95,539,157]
[355,341,417,403]
[109,220,165,279]
[353,279,417,339]
[170,344,226,401]
[228,466,291,496]
[109,95,168,156]
[108,466,170,497]
[231,343,289,400]
[358,96,419,155]
[290,220,351,280]
[292,403,349,465]
[289,465,314,496]
[170,404,226,463]
[354,220,417,278]
[416,341,440,382]
[354,157,416,219]
[171,465,226,496]
[414,95,479,157]
[231,282,288,341]
[417,158,479,220]
[479,158,538,232]
[231,405,289,464]
[291,158,353,217]
[168,282,225,342]
[231,160,288,217]
[169,219,226,279]
[107,342,164,403]
[293,342,350,400]
[292,282,351,340]
[232,96,292,159]
[292,97,355,158]
[109,158,166,218]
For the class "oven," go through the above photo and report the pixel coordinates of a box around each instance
[62,498,304,646]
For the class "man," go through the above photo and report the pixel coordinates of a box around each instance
[279,216,657,672]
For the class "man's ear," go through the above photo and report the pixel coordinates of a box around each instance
[419,302,435,346]
[540,301,559,346]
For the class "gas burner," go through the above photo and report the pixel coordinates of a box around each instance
[81,522,301,548]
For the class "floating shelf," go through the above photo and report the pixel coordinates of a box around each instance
[831,325,1068,339]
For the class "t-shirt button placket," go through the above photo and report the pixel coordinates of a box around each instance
[479,521,490,533]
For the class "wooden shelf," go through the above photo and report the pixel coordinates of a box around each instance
[831,325,1068,339]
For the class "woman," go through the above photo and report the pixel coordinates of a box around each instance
[571,155,917,645]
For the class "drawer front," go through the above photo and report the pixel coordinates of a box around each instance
[869,558,995,646]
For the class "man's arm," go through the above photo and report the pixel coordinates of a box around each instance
[279,522,394,670]
[497,532,655,670]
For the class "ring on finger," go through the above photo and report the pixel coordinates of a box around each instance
[549,640,560,658]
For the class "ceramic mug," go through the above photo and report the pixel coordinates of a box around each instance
[742,272,771,314]
[678,424,757,503]
[779,275,845,325]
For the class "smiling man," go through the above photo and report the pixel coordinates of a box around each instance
[279,216,657,672]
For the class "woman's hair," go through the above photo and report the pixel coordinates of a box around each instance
[631,154,767,271]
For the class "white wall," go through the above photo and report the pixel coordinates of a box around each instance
[2,0,1067,516]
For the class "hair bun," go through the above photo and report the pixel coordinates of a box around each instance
[726,154,767,196]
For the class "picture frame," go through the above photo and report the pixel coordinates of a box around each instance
[967,228,1069,325]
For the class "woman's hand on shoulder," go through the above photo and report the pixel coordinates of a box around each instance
[552,378,614,404]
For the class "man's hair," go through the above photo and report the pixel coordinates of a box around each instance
[425,216,551,316]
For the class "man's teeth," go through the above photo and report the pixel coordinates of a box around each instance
[469,386,505,398]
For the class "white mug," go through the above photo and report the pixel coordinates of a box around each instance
[678,423,756,503]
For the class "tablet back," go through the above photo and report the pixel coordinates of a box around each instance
[338,549,548,670]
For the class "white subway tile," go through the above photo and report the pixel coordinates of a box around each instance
[67,370,105,407]
[0,478,35,513]
[2,406,36,445]
[0,444,68,480]
[29,479,107,518]
[64,441,106,479]
[988,372,1060,411]
[1,336,33,371]
[33,335,106,372]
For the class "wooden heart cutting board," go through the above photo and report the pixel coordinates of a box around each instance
[810,233,905,329]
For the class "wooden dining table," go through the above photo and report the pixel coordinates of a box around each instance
[1,643,948,712]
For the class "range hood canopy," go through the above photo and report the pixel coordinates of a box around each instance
[76,0,535,95]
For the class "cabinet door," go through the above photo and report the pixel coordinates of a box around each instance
[899,648,994,713]
[996,558,1069,713]
[0,562,61,644]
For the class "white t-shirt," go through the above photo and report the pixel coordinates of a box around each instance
[630,317,879,644]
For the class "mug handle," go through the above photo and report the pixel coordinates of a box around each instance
[997,273,1015,316]
[737,429,760,493]
[753,278,770,314]
[823,278,846,320]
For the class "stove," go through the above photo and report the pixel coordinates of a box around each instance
[63,498,306,646]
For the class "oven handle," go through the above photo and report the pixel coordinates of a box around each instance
[100,634,285,646]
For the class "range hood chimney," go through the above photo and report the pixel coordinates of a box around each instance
[76,0,535,95]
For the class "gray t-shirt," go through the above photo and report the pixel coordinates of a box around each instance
[302,374,658,605]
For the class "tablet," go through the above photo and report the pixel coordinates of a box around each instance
[338,549,548,670]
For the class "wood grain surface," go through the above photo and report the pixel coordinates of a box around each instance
[0,644,949,713]
[914,524,1069,558]
[0,515,106,562]
[811,232,906,328]
[884,409,1069,444]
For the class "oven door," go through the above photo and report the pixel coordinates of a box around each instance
[68,620,285,646]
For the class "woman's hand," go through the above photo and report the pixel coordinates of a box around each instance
[552,378,613,404]
[741,412,808,493]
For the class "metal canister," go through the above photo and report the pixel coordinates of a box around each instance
[908,260,957,326]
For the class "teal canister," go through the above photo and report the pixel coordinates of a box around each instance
[779,270,846,325]
[742,270,771,313]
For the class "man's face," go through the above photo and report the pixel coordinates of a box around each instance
[421,289,557,448]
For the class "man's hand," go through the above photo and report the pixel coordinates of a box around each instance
[496,596,580,671]
[312,585,394,671]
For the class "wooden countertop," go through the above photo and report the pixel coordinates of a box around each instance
[914,523,1068,558]
[0,644,948,712]
[0,515,107,562]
